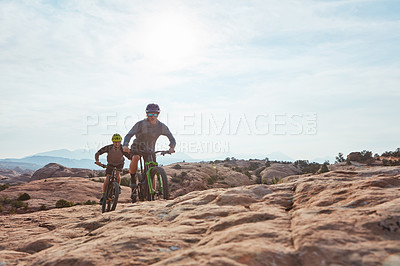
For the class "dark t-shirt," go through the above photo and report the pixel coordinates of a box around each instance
[95,144,129,165]
[123,119,176,151]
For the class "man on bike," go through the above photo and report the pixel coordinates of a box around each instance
[95,133,130,204]
[123,103,176,202]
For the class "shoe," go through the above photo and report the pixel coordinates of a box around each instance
[98,197,104,205]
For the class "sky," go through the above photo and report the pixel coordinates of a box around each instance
[0,0,399,162]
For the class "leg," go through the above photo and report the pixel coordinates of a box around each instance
[130,155,140,203]
[129,155,140,186]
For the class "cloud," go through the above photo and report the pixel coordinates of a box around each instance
[0,0,399,159]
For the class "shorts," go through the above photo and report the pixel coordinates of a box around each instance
[106,163,124,175]
[129,143,156,162]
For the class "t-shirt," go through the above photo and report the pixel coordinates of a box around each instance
[95,144,129,165]
[123,119,176,150]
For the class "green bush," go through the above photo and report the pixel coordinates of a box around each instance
[248,162,261,171]
[11,200,28,209]
[40,204,47,210]
[172,164,182,170]
[319,163,330,173]
[272,177,283,184]
[335,153,346,163]
[0,184,10,191]
[294,160,321,174]
[120,176,130,187]
[55,199,74,208]
[17,193,31,201]
[207,175,218,185]
[83,200,97,205]
[171,171,187,184]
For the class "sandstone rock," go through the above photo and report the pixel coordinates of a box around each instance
[31,163,94,181]
[0,176,131,212]
[261,163,301,184]
[0,165,399,265]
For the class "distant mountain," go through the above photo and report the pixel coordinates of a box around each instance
[0,156,100,170]
[266,152,294,162]
[0,149,197,170]
[34,149,95,160]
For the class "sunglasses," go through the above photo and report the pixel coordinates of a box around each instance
[147,113,159,117]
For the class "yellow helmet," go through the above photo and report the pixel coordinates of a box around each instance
[112,133,122,142]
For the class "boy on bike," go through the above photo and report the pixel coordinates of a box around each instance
[95,133,130,204]
[123,103,176,203]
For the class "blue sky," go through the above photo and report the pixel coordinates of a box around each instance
[0,0,399,161]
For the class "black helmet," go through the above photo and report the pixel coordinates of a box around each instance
[146,103,160,113]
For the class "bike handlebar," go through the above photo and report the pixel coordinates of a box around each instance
[94,162,107,168]
[130,150,172,156]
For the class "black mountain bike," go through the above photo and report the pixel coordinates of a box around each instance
[131,150,171,202]
[96,163,120,213]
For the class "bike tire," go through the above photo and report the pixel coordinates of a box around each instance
[137,173,145,201]
[144,175,152,201]
[102,181,110,213]
[150,166,169,200]
[111,182,119,211]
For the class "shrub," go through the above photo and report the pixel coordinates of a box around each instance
[122,168,130,175]
[248,162,261,171]
[207,175,218,185]
[83,200,97,205]
[17,193,31,201]
[56,199,74,208]
[120,176,130,187]
[265,157,271,167]
[335,153,346,163]
[40,204,47,210]
[11,200,28,209]
[319,163,329,173]
[0,184,10,192]
[294,160,321,174]
[172,164,182,170]
[171,171,187,184]
[244,171,251,178]
[272,177,283,184]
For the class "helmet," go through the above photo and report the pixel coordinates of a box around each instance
[146,103,160,113]
[112,133,122,142]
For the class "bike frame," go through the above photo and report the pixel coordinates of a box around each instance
[139,154,162,196]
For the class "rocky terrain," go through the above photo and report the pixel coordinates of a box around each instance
[0,164,399,265]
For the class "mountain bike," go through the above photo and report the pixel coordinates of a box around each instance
[96,163,120,213]
[131,150,171,202]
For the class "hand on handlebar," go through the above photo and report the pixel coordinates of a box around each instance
[123,146,130,153]
[95,161,102,166]
[168,147,175,154]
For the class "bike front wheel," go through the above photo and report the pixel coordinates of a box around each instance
[102,181,119,213]
[150,166,169,200]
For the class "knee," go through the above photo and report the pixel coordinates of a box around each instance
[132,155,140,163]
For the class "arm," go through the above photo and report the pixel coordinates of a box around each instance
[162,124,176,152]
[123,122,141,147]
[95,145,109,164]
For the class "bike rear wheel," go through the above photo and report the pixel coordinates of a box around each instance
[150,166,169,200]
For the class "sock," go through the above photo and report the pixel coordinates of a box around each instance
[130,173,137,188]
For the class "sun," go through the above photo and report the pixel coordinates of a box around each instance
[138,11,202,67]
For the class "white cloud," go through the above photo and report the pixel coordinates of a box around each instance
[0,0,399,159]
